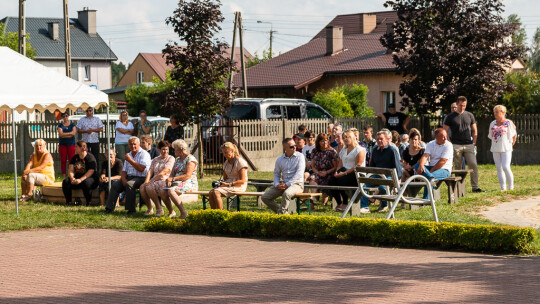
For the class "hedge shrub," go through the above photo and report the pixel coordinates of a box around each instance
[144,210,537,254]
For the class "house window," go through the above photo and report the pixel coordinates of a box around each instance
[383,91,395,112]
[137,71,144,84]
[71,63,78,81]
[84,65,91,81]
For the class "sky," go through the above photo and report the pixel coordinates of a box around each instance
[2,0,539,64]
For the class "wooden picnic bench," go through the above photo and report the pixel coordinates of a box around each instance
[187,190,322,215]
[340,167,439,222]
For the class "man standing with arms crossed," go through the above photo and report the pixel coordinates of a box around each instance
[443,96,484,192]
[76,107,104,173]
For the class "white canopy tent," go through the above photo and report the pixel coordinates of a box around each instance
[0,47,110,214]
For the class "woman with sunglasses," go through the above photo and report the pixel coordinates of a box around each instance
[208,142,248,209]
[57,112,77,178]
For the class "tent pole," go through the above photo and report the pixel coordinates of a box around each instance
[107,104,111,192]
[12,109,19,215]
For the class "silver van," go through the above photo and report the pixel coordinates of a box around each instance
[225,98,333,120]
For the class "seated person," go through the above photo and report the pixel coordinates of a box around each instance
[309,133,338,206]
[62,141,98,206]
[261,138,305,215]
[140,135,159,159]
[302,131,316,181]
[20,139,55,202]
[295,133,306,153]
[360,125,377,166]
[329,130,366,212]
[401,131,424,182]
[105,136,151,214]
[415,128,453,199]
[139,141,175,216]
[99,148,123,206]
[359,131,402,214]
[160,139,198,218]
[208,142,248,210]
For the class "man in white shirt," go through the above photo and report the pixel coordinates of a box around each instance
[261,138,305,214]
[105,136,151,214]
[76,107,104,172]
[415,128,453,199]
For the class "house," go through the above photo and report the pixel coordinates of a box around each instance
[1,8,117,91]
[232,11,526,114]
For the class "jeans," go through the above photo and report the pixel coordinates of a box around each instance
[414,164,451,199]
[106,176,145,212]
[359,174,391,209]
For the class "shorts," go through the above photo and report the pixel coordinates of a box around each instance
[28,173,53,186]
[214,185,247,197]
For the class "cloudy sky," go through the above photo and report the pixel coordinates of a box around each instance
[2,0,539,64]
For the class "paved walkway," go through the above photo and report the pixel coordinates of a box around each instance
[0,229,538,303]
[480,196,540,228]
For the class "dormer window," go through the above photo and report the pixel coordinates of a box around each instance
[137,71,144,84]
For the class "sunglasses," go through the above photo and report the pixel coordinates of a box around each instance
[289,145,296,149]
[86,109,93,112]
[62,114,69,118]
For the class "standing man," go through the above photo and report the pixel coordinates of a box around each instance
[443,96,484,192]
[76,107,104,172]
[105,136,151,214]
[261,138,305,215]
[415,128,453,199]
[379,105,410,135]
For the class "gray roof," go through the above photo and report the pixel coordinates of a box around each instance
[1,17,117,61]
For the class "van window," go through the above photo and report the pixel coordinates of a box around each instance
[266,106,283,119]
[226,104,258,120]
[306,105,330,119]
[285,106,301,119]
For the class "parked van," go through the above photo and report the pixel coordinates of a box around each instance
[225,98,333,120]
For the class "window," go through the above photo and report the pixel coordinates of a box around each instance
[84,65,91,81]
[383,91,396,112]
[306,105,329,119]
[137,71,144,84]
[226,104,258,120]
[71,63,78,81]
[266,106,283,119]
[285,106,301,119]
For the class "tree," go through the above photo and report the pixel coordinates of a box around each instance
[312,84,373,118]
[125,72,178,116]
[529,27,540,72]
[111,61,127,87]
[162,0,234,125]
[246,49,277,68]
[501,71,540,114]
[381,0,525,115]
[506,14,527,49]
[0,23,37,59]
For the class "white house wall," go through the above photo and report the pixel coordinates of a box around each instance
[37,60,112,90]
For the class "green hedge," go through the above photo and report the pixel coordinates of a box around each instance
[144,210,537,254]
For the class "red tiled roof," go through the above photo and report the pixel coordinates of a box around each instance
[233,32,396,89]
[140,47,253,81]
[313,11,399,39]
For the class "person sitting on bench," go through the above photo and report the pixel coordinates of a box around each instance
[261,138,305,215]
[62,140,97,206]
[414,128,453,199]
[20,139,55,202]
[208,142,248,210]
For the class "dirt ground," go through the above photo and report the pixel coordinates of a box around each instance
[479,196,540,229]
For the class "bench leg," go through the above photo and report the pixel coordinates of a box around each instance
[296,198,312,215]
[202,195,208,210]
[446,181,459,204]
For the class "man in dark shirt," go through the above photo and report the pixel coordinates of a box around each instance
[359,125,376,166]
[379,105,410,135]
[443,96,483,192]
[330,124,342,149]
[359,131,402,213]
[62,141,98,206]
[99,148,124,206]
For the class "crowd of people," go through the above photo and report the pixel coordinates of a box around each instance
[18,96,518,216]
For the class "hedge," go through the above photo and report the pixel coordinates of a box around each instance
[144,210,537,254]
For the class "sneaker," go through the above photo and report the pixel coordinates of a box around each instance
[428,177,439,188]
[377,205,389,213]
[472,188,486,193]
[360,207,370,214]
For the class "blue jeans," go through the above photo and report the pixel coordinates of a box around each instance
[413,164,451,199]
[359,174,391,208]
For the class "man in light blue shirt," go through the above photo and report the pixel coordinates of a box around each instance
[105,136,151,214]
[262,138,305,214]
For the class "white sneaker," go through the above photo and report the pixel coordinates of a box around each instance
[377,206,389,213]
[360,207,370,214]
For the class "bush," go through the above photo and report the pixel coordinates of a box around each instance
[144,210,537,254]
[311,83,373,118]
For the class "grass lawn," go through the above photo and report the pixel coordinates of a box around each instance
[1,165,539,245]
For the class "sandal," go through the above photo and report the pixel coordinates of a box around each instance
[168,211,177,218]
[144,210,155,216]
[155,209,164,217]
[19,196,31,202]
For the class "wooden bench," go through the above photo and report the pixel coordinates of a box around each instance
[406,176,462,204]
[188,190,322,215]
[340,167,439,222]
[451,169,473,197]
[41,182,100,205]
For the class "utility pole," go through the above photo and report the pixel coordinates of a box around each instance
[228,12,248,98]
[257,20,276,58]
[18,0,26,56]
[227,12,239,98]
[63,0,72,78]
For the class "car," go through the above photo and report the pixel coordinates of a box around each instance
[224,98,333,120]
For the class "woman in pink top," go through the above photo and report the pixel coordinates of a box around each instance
[139,141,175,216]
[488,105,517,191]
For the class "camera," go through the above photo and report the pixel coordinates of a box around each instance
[212,180,223,188]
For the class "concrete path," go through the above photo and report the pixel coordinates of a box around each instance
[480,196,540,229]
[0,229,538,303]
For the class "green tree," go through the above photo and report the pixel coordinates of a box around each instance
[246,49,276,68]
[125,72,178,116]
[312,84,373,118]
[506,14,527,49]
[381,0,525,115]
[529,27,540,72]
[502,71,540,114]
[111,61,126,87]
[0,23,37,59]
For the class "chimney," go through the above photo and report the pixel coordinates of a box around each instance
[386,23,394,54]
[360,13,377,34]
[78,7,97,35]
[48,22,59,40]
[326,26,343,56]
